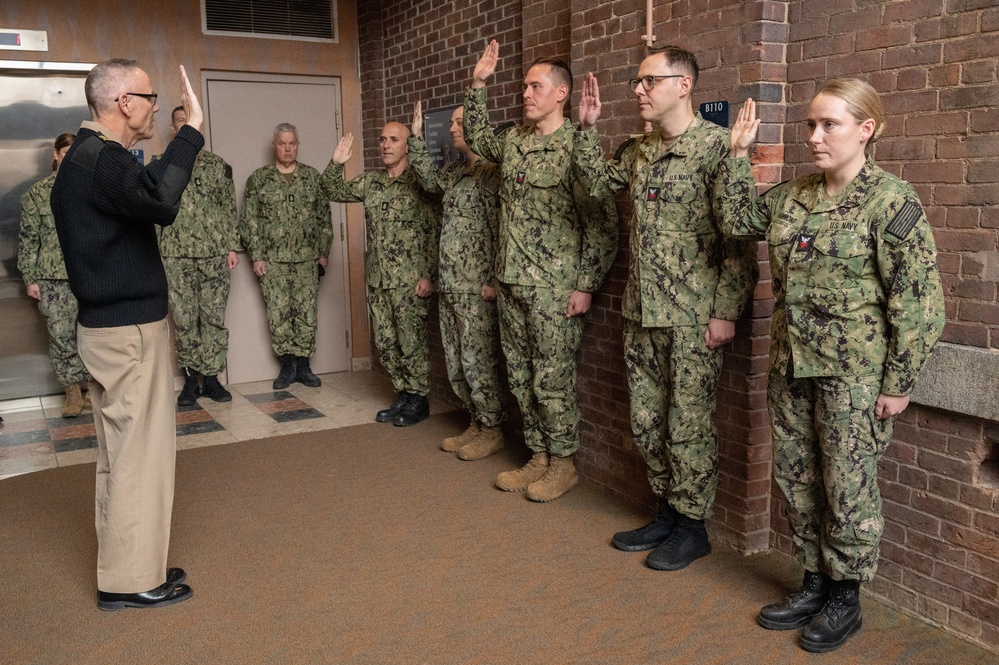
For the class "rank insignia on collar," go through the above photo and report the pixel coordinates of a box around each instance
[195,177,201,187]
[647,187,659,201]
[288,194,295,203]
[382,202,388,211]
[516,171,526,185]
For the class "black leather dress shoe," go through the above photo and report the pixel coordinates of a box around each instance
[98,580,193,611]
[167,567,187,586]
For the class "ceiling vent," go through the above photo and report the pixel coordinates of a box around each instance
[203,0,337,42]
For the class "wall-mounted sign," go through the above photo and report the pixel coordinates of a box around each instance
[422,106,462,169]
[699,100,729,128]
[129,149,144,164]
[0,29,48,52]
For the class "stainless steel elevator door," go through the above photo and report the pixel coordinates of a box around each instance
[0,72,89,401]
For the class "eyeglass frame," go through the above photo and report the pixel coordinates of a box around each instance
[114,92,158,104]
[627,74,684,91]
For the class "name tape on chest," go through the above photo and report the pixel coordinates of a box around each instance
[885,199,921,241]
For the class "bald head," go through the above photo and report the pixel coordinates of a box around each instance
[379,122,410,172]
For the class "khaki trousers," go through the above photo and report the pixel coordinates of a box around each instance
[78,318,176,593]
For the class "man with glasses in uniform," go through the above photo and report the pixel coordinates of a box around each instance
[574,47,758,570]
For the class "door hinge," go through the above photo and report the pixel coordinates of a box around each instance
[340,222,345,241]
[345,329,350,349]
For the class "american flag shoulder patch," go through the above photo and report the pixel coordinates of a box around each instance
[885,199,921,241]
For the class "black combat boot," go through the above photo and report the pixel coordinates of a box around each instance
[295,356,322,387]
[202,374,232,402]
[612,498,679,552]
[273,355,297,390]
[645,514,711,571]
[393,393,429,427]
[376,392,410,423]
[758,570,831,630]
[177,368,201,406]
[799,579,862,652]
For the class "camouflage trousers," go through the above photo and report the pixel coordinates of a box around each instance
[163,256,231,375]
[624,320,723,520]
[768,370,893,582]
[260,261,319,357]
[367,284,430,396]
[498,284,582,457]
[439,292,506,428]
[36,280,88,386]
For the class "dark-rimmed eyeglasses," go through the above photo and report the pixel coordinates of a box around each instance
[628,75,683,91]
[114,92,158,104]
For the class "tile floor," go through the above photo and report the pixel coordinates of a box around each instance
[0,370,451,480]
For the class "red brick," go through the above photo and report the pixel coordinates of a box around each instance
[903,162,965,183]
[964,594,999,628]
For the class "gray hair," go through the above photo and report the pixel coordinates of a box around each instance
[85,58,140,117]
[273,123,299,141]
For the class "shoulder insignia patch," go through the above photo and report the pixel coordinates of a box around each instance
[885,198,921,241]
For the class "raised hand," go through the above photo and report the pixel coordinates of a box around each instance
[473,39,499,88]
[332,133,354,165]
[730,98,760,159]
[579,72,602,131]
[412,100,423,137]
[179,65,204,132]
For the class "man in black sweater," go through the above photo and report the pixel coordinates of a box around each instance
[51,59,204,611]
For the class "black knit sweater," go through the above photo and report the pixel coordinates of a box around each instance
[51,123,204,328]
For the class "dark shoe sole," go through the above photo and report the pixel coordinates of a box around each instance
[273,380,292,390]
[393,411,429,427]
[206,393,232,402]
[758,613,816,631]
[646,544,712,571]
[611,535,666,552]
[376,412,397,423]
[800,617,862,652]
[98,586,193,611]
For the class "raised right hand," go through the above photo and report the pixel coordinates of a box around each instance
[579,72,602,131]
[412,100,423,137]
[730,98,760,159]
[179,65,204,132]
[332,134,353,165]
[473,40,499,88]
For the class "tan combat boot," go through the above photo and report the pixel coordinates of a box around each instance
[496,452,549,492]
[80,387,92,413]
[457,426,505,461]
[62,383,83,418]
[527,454,578,502]
[441,420,480,452]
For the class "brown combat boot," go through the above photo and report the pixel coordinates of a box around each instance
[527,454,578,502]
[458,426,505,461]
[62,383,83,418]
[496,452,549,492]
[441,421,480,452]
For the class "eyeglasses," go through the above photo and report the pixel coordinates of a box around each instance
[628,75,684,91]
[274,141,299,149]
[114,92,158,104]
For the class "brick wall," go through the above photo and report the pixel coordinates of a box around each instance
[358,0,999,651]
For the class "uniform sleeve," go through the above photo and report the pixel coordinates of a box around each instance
[463,87,504,164]
[875,190,945,396]
[420,190,442,283]
[713,157,772,240]
[219,160,239,252]
[16,186,42,285]
[406,135,445,195]
[321,161,367,203]
[239,172,263,262]
[480,162,502,285]
[315,171,333,260]
[572,128,630,199]
[573,179,619,293]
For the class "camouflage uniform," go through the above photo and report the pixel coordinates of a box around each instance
[574,118,758,519]
[240,163,332,357]
[155,150,238,376]
[407,135,506,427]
[322,162,439,396]
[714,156,945,580]
[16,173,89,387]
[463,86,618,457]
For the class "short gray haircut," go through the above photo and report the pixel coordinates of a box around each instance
[85,58,140,117]
[273,123,299,141]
